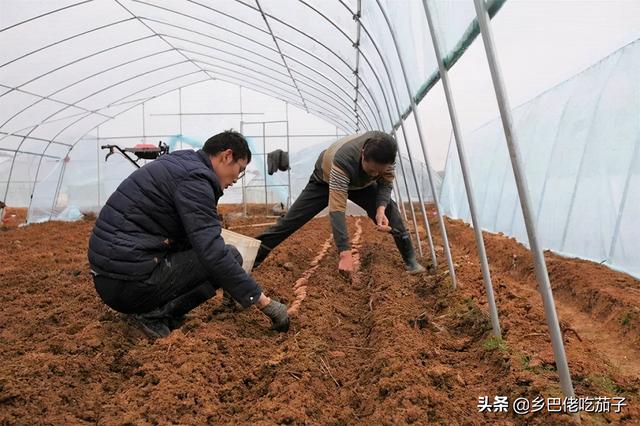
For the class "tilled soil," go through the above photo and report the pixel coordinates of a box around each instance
[0,207,638,425]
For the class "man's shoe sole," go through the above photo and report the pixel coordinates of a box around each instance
[132,315,171,339]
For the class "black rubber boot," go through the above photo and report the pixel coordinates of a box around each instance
[131,314,171,339]
[143,283,217,331]
[394,233,426,274]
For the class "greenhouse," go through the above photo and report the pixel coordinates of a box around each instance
[1,0,639,423]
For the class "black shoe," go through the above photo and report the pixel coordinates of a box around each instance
[166,315,186,330]
[132,314,171,339]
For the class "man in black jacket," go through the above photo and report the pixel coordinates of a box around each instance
[88,130,289,338]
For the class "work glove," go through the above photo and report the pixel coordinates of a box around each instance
[338,250,354,280]
[260,299,290,332]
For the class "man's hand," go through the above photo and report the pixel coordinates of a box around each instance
[259,297,290,332]
[375,206,389,231]
[338,249,354,280]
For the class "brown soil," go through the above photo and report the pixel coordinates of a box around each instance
[0,204,638,424]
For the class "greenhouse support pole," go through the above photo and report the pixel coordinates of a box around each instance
[286,103,292,208]
[48,148,71,221]
[423,0,500,336]
[179,88,183,150]
[97,126,101,208]
[240,87,247,217]
[142,103,146,141]
[396,133,435,267]
[375,0,456,287]
[1,141,25,210]
[392,182,406,223]
[27,150,55,222]
[393,177,408,223]
[473,0,574,398]
[263,122,268,214]
[393,137,423,258]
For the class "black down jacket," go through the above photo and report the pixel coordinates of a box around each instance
[88,149,262,308]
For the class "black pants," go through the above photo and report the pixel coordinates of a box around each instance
[254,176,411,267]
[93,245,242,315]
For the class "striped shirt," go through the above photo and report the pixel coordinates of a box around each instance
[312,131,395,251]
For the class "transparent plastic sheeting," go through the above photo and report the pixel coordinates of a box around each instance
[440,39,640,279]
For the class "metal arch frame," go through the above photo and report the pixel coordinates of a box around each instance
[2,0,382,135]
[178,0,355,95]
[190,54,371,130]
[42,76,208,221]
[198,67,360,131]
[136,16,378,130]
[202,71,357,133]
[42,73,354,221]
[353,0,363,130]
[229,0,386,131]
[295,0,362,128]
[373,0,456,286]
[5,1,401,211]
[113,0,212,81]
[49,70,210,144]
[259,9,386,132]
[132,15,361,119]
[5,64,200,208]
[255,0,308,112]
[0,132,72,149]
[290,0,394,131]
[0,1,95,34]
[0,85,115,127]
[132,1,380,130]
[1,4,215,205]
[10,34,157,93]
[8,55,360,190]
[7,0,437,225]
[1,17,136,68]
[422,0,500,337]
[8,69,207,213]
[160,38,366,129]
[472,0,574,398]
[394,142,424,258]
[171,2,384,130]
[191,58,348,120]
[138,18,377,131]
[355,22,429,256]
[237,1,353,78]
[1,47,175,131]
[0,2,371,214]
[0,147,61,160]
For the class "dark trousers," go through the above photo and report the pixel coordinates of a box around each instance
[254,176,412,267]
[93,245,242,316]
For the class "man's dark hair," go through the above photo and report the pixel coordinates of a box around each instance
[362,131,397,164]
[203,130,251,163]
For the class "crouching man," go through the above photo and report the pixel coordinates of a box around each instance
[88,130,289,338]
